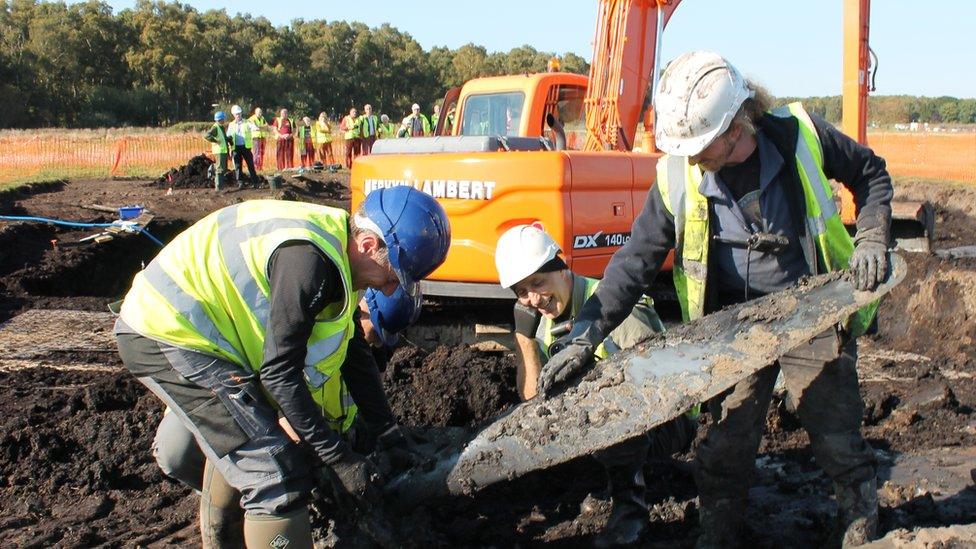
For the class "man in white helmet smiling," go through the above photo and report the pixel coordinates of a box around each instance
[494,224,697,547]
[539,51,893,547]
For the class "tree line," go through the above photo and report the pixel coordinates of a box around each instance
[0,0,589,128]
[2,0,973,130]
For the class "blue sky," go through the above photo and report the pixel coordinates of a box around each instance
[89,0,972,98]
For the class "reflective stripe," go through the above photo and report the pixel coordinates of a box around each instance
[807,215,827,237]
[304,330,347,370]
[794,137,838,219]
[215,206,346,324]
[304,366,330,388]
[140,261,244,363]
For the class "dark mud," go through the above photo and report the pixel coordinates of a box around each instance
[0,177,975,546]
[384,345,520,428]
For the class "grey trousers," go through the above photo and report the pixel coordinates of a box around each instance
[694,327,876,505]
[117,333,310,515]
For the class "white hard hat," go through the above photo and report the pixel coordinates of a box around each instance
[230,104,243,115]
[494,224,562,289]
[654,51,754,156]
[411,103,420,110]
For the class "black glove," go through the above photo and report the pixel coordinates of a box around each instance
[849,240,888,291]
[316,447,397,548]
[537,321,603,397]
[373,424,434,475]
[318,447,384,504]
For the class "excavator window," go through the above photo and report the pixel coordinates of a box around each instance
[461,92,525,136]
[542,84,587,149]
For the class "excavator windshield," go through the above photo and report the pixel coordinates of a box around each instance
[460,91,524,136]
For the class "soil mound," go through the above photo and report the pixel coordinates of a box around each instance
[875,253,976,368]
[154,154,213,189]
[383,345,519,427]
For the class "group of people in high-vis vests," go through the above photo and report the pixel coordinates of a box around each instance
[132,49,893,548]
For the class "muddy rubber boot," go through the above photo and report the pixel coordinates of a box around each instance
[594,464,648,547]
[695,498,746,549]
[199,460,244,548]
[835,477,878,547]
[243,508,314,549]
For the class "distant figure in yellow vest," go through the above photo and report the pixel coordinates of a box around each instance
[115,187,451,547]
[272,108,295,171]
[540,50,894,547]
[248,107,269,171]
[314,112,335,165]
[378,114,396,139]
[203,111,232,191]
[404,103,430,137]
[297,116,315,168]
[359,104,379,155]
[227,105,260,189]
[340,107,361,169]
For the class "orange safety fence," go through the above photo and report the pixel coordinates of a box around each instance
[867,131,976,184]
[1,130,973,186]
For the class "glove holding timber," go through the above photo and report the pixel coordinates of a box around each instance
[373,424,435,476]
[538,321,603,397]
[850,240,888,291]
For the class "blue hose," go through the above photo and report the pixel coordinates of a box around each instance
[0,215,115,229]
[138,227,165,247]
[0,214,165,247]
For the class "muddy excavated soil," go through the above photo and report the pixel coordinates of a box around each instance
[1,176,975,547]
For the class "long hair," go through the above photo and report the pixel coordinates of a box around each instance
[733,79,774,136]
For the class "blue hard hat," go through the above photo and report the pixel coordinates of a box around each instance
[365,286,421,347]
[360,186,451,302]
[214,111,226,121]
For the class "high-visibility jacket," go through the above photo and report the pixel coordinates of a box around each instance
[207,123,229,155]
[273,117,295,138]
[358,114,379,138]
[248,114,268,139]
[119,200,359,431]
[405,113,431,136]
[655,102,877,337]
[378,122,397,139]
[341,115,361,140]
[430,113,439,130]
[314,121,333,145]
[297,124,313,154]
[226,120,254,149]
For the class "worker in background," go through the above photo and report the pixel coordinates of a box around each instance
[272,108,295,171]
[377,114,397,140]
[430,104,441,134]
[404,103,430,137]
[248,107,269,171]
[359,104,379,156]
[150,285,422,547]
[226,105,260,189]
[340,107,361,169]
[203,111,232,191]
[540,51,893,548]
[297,116,315,169]
[494,224,696,547]
[114,187,451,547]
[314,112,335,166]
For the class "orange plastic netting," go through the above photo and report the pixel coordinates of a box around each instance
[0,131,973,185]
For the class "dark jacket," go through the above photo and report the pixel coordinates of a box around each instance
[574,109,893,340]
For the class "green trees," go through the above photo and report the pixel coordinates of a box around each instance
[2,0,971,129]
[0,0,590,128]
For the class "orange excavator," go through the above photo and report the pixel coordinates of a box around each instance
[351,0,931,308]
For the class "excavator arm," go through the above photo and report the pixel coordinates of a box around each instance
[583,0,681,152]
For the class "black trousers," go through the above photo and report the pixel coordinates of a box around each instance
[232,145,259,187]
